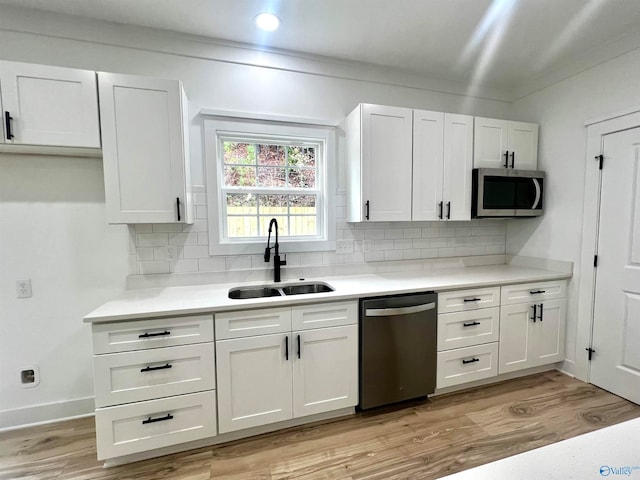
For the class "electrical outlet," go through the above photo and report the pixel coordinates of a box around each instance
[336,240,354,254]
[16,279,32,299]
[166,245,177,261]
[361,240,373,253]
[20,365,39,388]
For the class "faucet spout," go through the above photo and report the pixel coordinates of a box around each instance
[264,218,286,282]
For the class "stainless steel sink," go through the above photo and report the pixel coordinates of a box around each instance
[228,282,334,299]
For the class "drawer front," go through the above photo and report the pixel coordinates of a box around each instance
[438,287,501,314]
[437,307,499,351]
[291,301,358,331]
[436,342,498,389]
[92,315,214,354]
[501,280,567,305]
[95,390,217,460]
[216,307,292,340]
[93,343,216,408]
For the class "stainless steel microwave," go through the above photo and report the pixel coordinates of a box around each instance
[472,168,545,218]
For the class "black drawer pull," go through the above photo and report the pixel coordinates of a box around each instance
[463,298,481,303]
[139,330,171,339]
[297,334,301,359]
[176,197,181,222]
[140,363,172,373]
[463,321,481,327]
[4,111,14,140]
[538,303,544,322]
[462,358,480,365]
[531,304,537,322]
[285,335,289,361]
[529,290,546,295]
[142,413,173,425]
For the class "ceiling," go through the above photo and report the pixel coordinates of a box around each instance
[1,0,640,92]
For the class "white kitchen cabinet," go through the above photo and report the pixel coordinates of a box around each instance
[98,72,193,224]
[0,60,100,148]
[215,301,358,434]
[413,111,473,221]
[499,294,566,374]
[346,103,413,221]
[474,117,538,170]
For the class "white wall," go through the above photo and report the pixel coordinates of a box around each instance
[0,7,512,427]
[507,47,640,377]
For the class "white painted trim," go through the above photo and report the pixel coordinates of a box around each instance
[200,108,340,127]
[576,110,640,382]
[0,396,95,431]
[585,105,640,127]
[0,143,101,157]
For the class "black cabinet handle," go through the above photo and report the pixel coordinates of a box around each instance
[285,335,289,361]
[463,321,480,327]
[503,151,509,168]
[4,111,13,140]
[462,358,480,365]
[463,298,481,303]
[142,413,173,425]
[138,330,171,339]
[176,197,181,222]
[297,335,301,359]
[439,201,443,219]
[446,201,451,220]
[510,151,515,168]
[531,304,537,322]
[365,200,370,220]
[538,303,544,322]
[529,290,546,294]
[140,363,172,373]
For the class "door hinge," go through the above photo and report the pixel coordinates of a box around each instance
[594,255,598,267]
[595,154,604,169]
[585,347,596,361]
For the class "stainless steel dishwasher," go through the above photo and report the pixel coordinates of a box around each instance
[359,291,437,409]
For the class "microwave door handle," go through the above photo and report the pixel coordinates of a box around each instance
[532,178,541,209]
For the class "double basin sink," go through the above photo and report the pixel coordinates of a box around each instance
[229,281,334,300]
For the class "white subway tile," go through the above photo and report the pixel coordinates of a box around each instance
[472,225,506,236]
[344,252,365,263]
[195,205,208,219]
[412,238,430,249]
[403,249,421,260]
[438,247,455,257]
[128,254,137,275]
[470,246,487,255]
[431,238,452,248]
[170,259,198,273]
[226,256,252,270]
[364,229,385,239]
[193,192,207,206]
[421,248,439,258]
[183,245,209,259]
[182,219,208,233]
[169,232,198,246]
[128,226,137,253]
[283,253,301,267]
[197,232,209,245]
[137,233,168,247]
[152,224,183,233]
[455,227,472,236]
[134,224,153,234]
[486,244,506,254]
[251,255,269,269]
[384,250,403,261]
[454,246,472,256]
[374,239,394,251]
[385,229,404,239]
[364,251,384,262]
[136,247,154,261]
[437,228,457,238]
[454,237,472,246]
[198,258,226,272]
[335,206,346,219]
[393,239,413,250]
[403,228,422,238]
[335,194,346,207]
[422,228,439,238]
[300,253,324,266]
[138,261,170,274]
[323,252,344,265]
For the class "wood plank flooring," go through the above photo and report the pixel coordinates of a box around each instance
[1,371,639,480]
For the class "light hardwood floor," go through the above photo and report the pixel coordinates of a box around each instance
[2,371,640,480]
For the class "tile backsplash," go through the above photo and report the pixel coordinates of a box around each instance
[128,189,506,276]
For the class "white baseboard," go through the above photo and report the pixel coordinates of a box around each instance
[0,396,95,432]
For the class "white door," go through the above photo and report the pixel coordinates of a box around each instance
[98,72,190,224]
[361,104,413,221]
[216,334,293,433]
[0,61,100,147]
[293,325,358,417]
[498,303,533,374]
[442,113,473,220]
[412,109,444,221]
[532,299,566,366]
[473,117,509,168]
[508,121,539,170]
[591,126,640,404]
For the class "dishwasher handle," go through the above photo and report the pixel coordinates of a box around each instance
[365,302,436,317]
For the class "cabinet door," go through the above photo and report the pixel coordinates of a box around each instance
[293,325,358,417]
[412,109,444,221]
[361,104,413,221]
[0,61,100,147]
[98,72,191,224]
[473,117,509,168]
[499,303,534,374]
[532,299,566,366]
[508,121,539,170]
[216,334,292,433]
[442,113,473,220]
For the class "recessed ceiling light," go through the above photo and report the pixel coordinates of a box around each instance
[255,12,281,32]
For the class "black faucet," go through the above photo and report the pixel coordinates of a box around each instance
[264,218,287,282]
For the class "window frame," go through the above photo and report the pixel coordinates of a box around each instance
[204,116,336,256]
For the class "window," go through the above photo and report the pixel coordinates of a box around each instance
[204,116,336,256]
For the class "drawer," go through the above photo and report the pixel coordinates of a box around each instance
[437,307,499,351]
[501,280,567,305]
[92,315,214,354]
[93,343,216,408]
[291,301,358,331]
[438,287,500,314]
[216,307,292,340]
[436,342,498,389]
[95,390,217,460]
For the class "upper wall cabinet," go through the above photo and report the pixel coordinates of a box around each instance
[0,61,100,148]
[98,73,193,224]
[413,111,473,221]
[346,103,413,222]
[473,117,538,170]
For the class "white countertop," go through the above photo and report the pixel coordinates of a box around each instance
[84,263,571,323]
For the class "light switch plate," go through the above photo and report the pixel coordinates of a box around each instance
[336,240,354,254]
[16,279,32,299]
